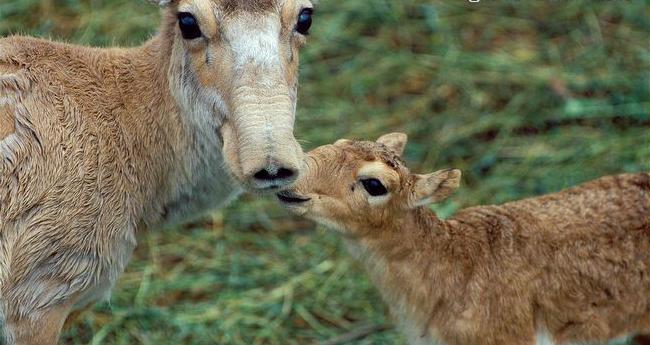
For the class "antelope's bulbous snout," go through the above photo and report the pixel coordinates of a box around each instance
[212,14,307,191]
[242,141,303,190]
[220,85,304,192]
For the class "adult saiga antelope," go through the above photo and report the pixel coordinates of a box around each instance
[0,0,314,343]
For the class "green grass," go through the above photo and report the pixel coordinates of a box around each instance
[1,0,649,344]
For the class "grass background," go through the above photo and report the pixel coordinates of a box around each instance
[1,0,649,344]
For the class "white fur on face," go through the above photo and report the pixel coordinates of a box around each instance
[226,15,283,83]
[367,194,391,206]
[358,161,390,178]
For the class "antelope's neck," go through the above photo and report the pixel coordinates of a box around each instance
[122,35,240,229]
[344,208,464,338]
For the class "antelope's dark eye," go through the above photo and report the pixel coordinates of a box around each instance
[178,12,202,39]
[361,178,388,196]
[296,8,313,35]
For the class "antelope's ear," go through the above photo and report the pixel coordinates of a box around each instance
[376,132,407,157]
[149,0,172,6]
[409,169,461,208]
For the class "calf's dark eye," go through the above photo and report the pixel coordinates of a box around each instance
[361,178,388,196]
[178,12,202,39]
[296,8,313,35]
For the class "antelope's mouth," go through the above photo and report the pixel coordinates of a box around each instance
[276,191,311,204]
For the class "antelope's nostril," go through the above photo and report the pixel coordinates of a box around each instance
[277,168,295,179]
[254,167,296,181]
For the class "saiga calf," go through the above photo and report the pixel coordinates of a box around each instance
[278,133,650,345]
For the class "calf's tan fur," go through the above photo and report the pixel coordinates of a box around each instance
[279,133,650,345]
[0,0,314,343]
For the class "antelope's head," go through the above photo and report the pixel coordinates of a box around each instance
[277,133,462,236]
[157,0,313,191]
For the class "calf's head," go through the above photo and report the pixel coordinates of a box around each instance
[277,133,462,235]
[159,0,313,190]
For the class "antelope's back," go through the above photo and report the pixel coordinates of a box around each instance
[513,173,650,233]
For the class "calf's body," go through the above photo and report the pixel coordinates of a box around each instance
[279,134,650,345]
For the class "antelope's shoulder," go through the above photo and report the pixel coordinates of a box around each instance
[0,36,35,88]
[0,40,31,158]
[0,39,37,142]
[0,38,56,197]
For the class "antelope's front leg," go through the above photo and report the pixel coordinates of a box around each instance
[3,298,76,345]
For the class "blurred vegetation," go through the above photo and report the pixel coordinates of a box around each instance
[2,0,649,344]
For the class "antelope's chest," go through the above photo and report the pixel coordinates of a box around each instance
[73,230,137,310]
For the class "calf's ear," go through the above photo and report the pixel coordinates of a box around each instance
[409,169,461,208]
[376,132,408,157]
